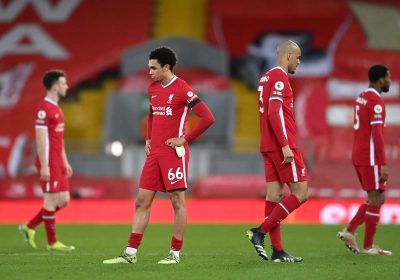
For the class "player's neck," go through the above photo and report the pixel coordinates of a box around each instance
[46,92,59,103]
[161,72,175,85]
[276,63,288,73]
[368,84,382,94]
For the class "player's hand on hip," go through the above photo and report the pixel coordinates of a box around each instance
[40,166,50,182]
[165,137,187,149]
[64,163,73,178]
[145,140,151,156]
[379,165,389,182]
[281,145,294,164]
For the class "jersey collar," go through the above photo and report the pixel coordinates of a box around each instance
[161,75,178,88]
[365,88,381,98]
[44,96,58,106]
[270,66,287,75]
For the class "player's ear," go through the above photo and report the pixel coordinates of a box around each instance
[164,64,170,72]
[51,82,58,92]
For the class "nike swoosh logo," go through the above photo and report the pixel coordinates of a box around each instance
[151,95,157,98]
[171,179,181,184]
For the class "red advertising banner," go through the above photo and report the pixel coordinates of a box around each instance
[0,199,399,224]
[0,0,151,178]
[0,175,136,199]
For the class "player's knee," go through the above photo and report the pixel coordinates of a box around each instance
[293,189,308,204]
[58,201,68,208]
[135,197,152,210]
[267,192,284,202]
[171,200,186,212]
[169,195,186,211]
[299,192,308,204]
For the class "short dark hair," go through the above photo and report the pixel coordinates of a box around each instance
[43,70,66,90]
[149,47,177,71]
[368,65,389,83]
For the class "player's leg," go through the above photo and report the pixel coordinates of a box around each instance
[260,150,308,234]
[158,189,186,264]
[337,166,364,253]
[362,188,391,255]
[349,165,391,255]
[103,154,160,264]
[22,185,69,237]
[258,150,306,262]
[46,189,74,251]
[266,180,305,263]
[44,167,74,251]
[158,152,188,264]
[346,167,367,233]
[265,181,285,252]
[246,180,283,261]
[19,165,46,248]
[103,188,157,264]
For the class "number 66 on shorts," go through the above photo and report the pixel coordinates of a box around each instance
[139,152,189,192]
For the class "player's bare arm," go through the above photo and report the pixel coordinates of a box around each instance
[61,143,73,178]
[36,127,50,182]
[379,165,389,182]
[145,139,152,155]
[281,145,294,164]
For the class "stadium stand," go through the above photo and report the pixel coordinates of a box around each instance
[0,0,399,201]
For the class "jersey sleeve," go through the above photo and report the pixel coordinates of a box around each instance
[178,82,199,107]
[369,98,387,164]
[267,71,288,103]
[369,98,385,125]
[266,72,290,147]
[146,105,153,140]
[35,104,49,129]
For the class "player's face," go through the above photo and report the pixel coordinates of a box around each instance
[288,47,301,74]
[55,77,68,98]
[381,71,391,93]
[148,59,169,82]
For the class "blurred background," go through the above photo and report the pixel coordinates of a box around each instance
[0,0,399,224]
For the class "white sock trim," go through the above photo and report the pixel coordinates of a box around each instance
[125,247,137,255]
[171,250,180,258]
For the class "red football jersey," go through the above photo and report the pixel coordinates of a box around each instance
[352,88,387,166]
[35,97,65,167]
[258,67,298,152]
[147,76,198,154]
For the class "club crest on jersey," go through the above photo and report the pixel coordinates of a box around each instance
[167,94,174,104]
[275,81,284,91]
[38,110,46,119]
[374,104,383,114]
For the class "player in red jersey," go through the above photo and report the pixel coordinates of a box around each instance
[337,65,392,256]
[19,70,75,251]
[103,47,215,265]
[246,40,308,262]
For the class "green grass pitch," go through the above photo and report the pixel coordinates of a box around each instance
[0,224,399,280]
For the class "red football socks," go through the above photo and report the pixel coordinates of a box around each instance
[265,200,283,251]
[127,233,143,249]
[260,194,300,234]
[42,209,56,245]
[28,206,63,230]
[171,236,183,251]
[28,208,44,229]
[363,204,381,249]
[347,202,368,233]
